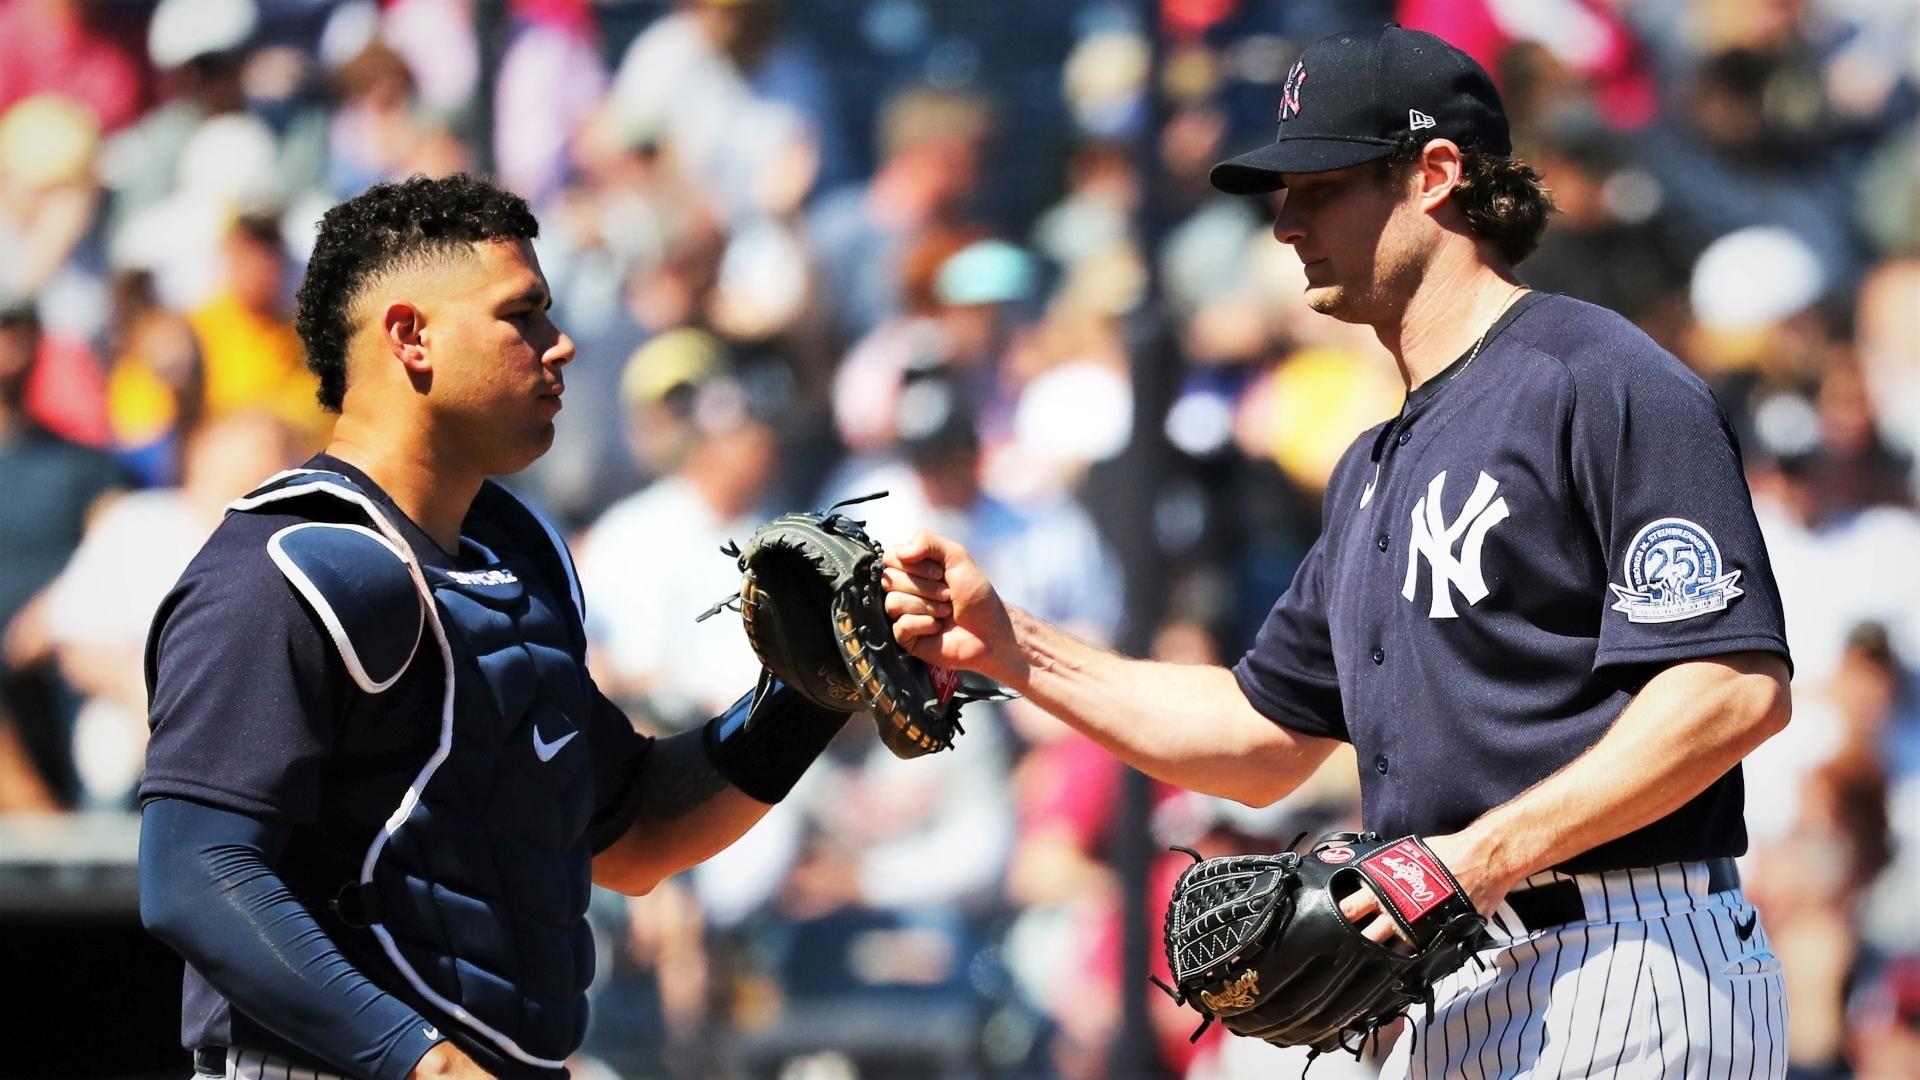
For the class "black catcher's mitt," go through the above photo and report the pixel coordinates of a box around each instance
[699,494,997,758]
[1156,831,1491,1062]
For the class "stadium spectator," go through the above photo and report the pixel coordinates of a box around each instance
[809,84,994,346]
[0,298,126,809]
[42,410,298,807]
[0,5,1913,1075]
[577,329,782,728]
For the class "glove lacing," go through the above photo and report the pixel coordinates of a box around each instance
[695,492,893,623]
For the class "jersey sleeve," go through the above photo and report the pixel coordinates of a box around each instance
[140,521,347,823]
[1233,530,1350,741]
[1569,356,1791,673]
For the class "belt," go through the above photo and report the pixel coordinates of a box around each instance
[193,1048,224,1076]
[1504,857,1738,933]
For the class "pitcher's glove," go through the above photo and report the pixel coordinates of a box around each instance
[699,495,999,759]
[1155,832,1492,1061]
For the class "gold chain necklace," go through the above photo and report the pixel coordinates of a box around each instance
[1447,284,1529,384]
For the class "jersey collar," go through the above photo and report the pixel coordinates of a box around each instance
[1401,290,1546,416]
[1370,290,1547,465]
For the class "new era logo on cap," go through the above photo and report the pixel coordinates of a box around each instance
[1409,109,1436,130]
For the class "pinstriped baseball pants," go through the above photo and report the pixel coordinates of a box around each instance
[193,1047,346,1080]
[1380,861,1786,1079]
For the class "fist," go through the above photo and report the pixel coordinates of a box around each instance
[882,530,1020,685]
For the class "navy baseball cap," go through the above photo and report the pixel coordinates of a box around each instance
[1210,24,1510,194]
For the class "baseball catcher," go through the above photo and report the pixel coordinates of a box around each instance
[1156,832,1492,1064]
[700,493,1001,758]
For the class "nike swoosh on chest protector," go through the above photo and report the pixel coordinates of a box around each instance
[533,726,578,762]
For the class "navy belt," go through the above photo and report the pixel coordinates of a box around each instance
[1505,857,1738,932]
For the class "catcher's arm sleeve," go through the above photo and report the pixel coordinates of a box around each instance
[138,797,444,1080]
[594,680,845,894]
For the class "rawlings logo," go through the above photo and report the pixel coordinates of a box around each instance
[1359,839,1457,923]
[819,665,860,704]
[1378,855,1436,903]
[1200,970,1260,1012]
[931,665,960,703]
[1317,846,1355,865]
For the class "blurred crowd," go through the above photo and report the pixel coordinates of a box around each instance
[0,0,1917,1077]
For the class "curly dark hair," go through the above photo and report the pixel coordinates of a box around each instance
[1379,137,1556,266]
[294,173,539,412]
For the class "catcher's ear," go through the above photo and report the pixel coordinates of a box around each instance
[381,301,430,375]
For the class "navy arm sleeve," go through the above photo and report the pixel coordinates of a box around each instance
[139,797,444,1080]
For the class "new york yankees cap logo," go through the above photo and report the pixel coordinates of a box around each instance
[1210,23,1511,194]
[1280,61,1307,121]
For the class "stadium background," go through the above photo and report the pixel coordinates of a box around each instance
[0,0,1916,1077]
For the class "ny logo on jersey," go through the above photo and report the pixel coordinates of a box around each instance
[1403,470,1510,618]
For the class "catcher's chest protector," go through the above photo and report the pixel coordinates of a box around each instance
[234,470,595,1070]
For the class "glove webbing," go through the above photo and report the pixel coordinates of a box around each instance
[1150,837,1311,1044]
[693,491,891,624]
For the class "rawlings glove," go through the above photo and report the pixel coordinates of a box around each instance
[699,494,1002,759]
[1156,831,1492,1062]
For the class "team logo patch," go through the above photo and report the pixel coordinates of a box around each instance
[1608,517,1743,623]
[1279,61,1307,121]
[1316,846,1355,865]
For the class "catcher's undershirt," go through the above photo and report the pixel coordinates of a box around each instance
[1234,293,1790,874]
[140,453,652,1073]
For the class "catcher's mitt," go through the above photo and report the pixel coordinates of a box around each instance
[699,494,1000,759]
[1155,831,1491,1062]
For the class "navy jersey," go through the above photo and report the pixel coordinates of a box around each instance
[140,455,653,1065]
[1234,293,1789,873]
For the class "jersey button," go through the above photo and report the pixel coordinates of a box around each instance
[1376,533,1390,551]
[1370,648,1385,665]
[1375,755,1389,774]
[1397,431,1410,446]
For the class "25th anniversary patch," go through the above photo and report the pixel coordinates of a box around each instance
[1609,517,1744,623]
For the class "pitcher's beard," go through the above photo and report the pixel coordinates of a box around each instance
[1303,282,1375,324]
[1304,284,1348,317]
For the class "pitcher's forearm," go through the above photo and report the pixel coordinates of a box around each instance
[1457,652,1790,886]
[1003,607,1337,805]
